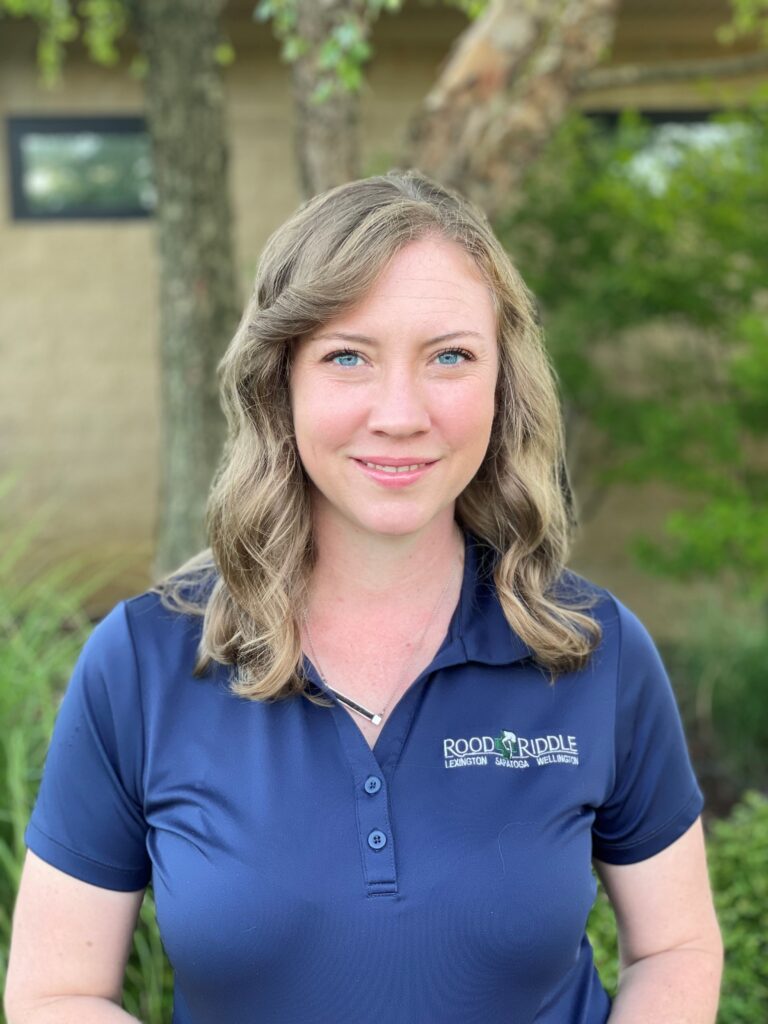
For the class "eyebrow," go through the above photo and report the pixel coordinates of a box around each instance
[310,330,485,346]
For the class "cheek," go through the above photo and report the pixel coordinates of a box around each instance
[441,386,496,447]
[290,380,358,459]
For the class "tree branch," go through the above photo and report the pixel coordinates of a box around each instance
[576,48,768,91]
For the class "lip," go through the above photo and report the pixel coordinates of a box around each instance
[352,458,438,488]
[353,457,439,467]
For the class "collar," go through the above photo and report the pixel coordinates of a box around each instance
[298,526,536,700]
[448,528,537,668]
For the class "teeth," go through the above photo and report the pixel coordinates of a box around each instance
[363,461,427,473]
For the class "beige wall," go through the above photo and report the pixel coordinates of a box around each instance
[0,3,760,627]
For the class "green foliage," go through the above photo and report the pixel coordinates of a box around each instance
[631,497,768,600]
[708,791,768,1023]
[0,0,125,84]
[314,18,372,98]
[78,0,126,66]
[585,879,619,996]
[0,0,79,85]
[3,0,486,95]
[254,0,404,103]
[0,476,173,1019]
[121,893,174,1023]
[0,0,232,84]
[496,104,768,595]
[448,0,488,16]
[587,791,768,1021]
[708,786,768,1019]
[213,39,236,67]
[718,0,768,46]
[417,0,488,16]
[667,595,768,793]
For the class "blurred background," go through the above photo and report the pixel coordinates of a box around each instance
[1,1,766,1020]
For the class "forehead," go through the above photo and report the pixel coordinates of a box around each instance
[309,236,497,338]
[364,235,491,302]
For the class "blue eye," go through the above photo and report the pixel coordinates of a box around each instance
[330,349,363,367]
[323,346,474,368]
[436,348,471,365]
[437,352,458,365]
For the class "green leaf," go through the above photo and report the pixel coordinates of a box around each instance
[282,33,309,61]
[309,77,335,105]
[214,40,235,66]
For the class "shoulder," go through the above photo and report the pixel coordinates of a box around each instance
[64,594,179,697]
[550,568,663,672]
[95,575,220,693]
[121,570,216,643]
[554,574,682,727]
[550,566,621,631]
[70,599,138,687]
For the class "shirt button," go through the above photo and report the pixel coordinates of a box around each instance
[367,830,387,850]
[364,775,382,794]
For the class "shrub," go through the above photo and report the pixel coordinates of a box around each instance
[586,877,619,997]
[0,477,173,1022]
[587,790,768,1022]
[709,790,768,1023]
[667,595,768,796]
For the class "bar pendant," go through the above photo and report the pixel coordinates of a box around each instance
[331,690,382,725]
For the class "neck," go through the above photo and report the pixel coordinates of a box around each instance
[306,511,465,620]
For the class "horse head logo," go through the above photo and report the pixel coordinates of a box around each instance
[497,729,519,758]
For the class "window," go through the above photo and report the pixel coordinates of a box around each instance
[7,116,155,220]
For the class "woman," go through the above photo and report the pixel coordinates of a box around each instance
[5,170,722,1023]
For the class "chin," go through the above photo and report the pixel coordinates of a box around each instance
[359,520,426,538]
[355,510,448,538]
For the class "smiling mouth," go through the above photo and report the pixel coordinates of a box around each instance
[357,460,431,474]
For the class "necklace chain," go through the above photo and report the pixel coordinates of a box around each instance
[302,530,464,727]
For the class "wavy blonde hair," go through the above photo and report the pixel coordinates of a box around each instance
[150,168,602,702]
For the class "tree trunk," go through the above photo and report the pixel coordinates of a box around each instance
[291,0,363,196]
[404,0,621,219]
[133,0,241,578]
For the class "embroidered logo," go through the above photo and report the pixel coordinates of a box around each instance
[496,730,520,758]
[443,728,580,769]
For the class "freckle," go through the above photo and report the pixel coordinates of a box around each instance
[86,940,93,947]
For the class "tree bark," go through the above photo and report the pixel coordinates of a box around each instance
[133,0,241,577]
[291,0,363,196]
[404,0,621,220]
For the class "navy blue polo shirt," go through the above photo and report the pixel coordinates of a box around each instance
[25,529,704,1024]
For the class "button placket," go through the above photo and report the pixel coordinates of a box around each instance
[352,764,397,894]
[302,644,467,897]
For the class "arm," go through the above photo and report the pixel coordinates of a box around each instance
[4,851,145,1024]
[594,816,723,1024]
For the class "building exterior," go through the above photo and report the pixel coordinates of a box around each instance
[1,0,764,623]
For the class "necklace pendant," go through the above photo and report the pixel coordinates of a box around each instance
[303,528,463,733]
[331,689,383,725]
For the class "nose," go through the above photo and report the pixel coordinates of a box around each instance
[366,365,431,436]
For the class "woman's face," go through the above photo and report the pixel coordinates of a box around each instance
[288,234,499,541]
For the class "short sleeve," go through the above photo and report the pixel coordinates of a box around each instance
[592,597,704,865]
[24,600,151,891]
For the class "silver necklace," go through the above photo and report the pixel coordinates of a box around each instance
[302,533,464,727]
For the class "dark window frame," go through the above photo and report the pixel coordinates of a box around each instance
[6,108,742,223]
[583,107,751,187]
[7,114,153,221]
[582,108,723,130]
